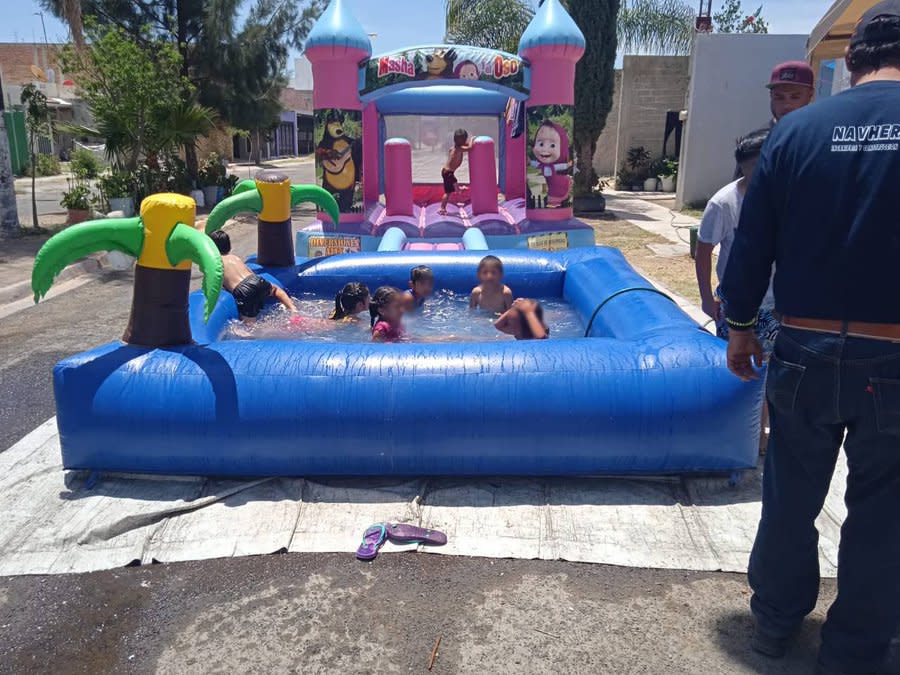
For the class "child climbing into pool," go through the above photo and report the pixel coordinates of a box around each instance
[370,286,407,342]
[438,129,473,216]
[210,230,297,322]
[330,282,370,321]
[469,255,513,313]
[494,298,549,340]
[403,266,434,310]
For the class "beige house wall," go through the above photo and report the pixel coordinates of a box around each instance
[593,56,690,177]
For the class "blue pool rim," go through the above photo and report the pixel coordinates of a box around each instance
[53,247,764,477]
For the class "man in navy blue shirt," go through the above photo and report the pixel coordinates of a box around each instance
[721,3,900,673]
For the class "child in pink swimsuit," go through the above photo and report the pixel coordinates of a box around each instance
[369,286,407,342]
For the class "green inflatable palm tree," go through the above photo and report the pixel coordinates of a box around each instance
[205,170,340,267]
[32,193,223,347]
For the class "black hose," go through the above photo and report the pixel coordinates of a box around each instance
[584,287,675,337]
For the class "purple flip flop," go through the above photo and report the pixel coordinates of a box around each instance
[356,524,387,561]
[385,523,448,546]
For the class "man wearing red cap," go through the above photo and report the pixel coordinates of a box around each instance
[767,60,815,124]
[721,1,900,673]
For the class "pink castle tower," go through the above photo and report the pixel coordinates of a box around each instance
[518,0,585,222]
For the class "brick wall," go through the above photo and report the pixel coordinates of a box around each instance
[592,56,690,177]
[0,43,66,86]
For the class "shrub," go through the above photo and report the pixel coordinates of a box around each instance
[70,148,102,179]
[98,170,135,199]
[32,153,61,177]
[60,184,93,210]
[198,152,227,188]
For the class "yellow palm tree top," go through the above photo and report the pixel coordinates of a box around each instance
[139,193,196,270]
[256,175,291,222]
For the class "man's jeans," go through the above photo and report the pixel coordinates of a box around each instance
[749,327,900,671]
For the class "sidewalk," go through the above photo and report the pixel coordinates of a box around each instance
[604,191,699,253]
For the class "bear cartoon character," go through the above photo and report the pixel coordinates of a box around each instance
[529,119,573,206]
[454,60,480,80]
[423,48,457,80]
[315,110,361,211]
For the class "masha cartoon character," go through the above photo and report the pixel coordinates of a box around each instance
[529,120,572,205]
[454,60,480,80]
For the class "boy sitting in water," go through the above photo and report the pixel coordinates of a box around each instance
[438,129,473,216]
[403,265,434,311]
[210,230,297,322]
[469,255,512,313]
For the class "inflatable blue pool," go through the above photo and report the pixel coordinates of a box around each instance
[53,247,763,476]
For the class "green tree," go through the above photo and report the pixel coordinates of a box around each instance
[20,84,52,230]
[713,0,769,34]
[569,0,620,196]
[445,0,535,54]
[44,0,324,172]
[617,0,696,55]
[61,25,215,173]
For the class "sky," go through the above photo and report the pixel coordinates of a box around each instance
[3,0,835,57]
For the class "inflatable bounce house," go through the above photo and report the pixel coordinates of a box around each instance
[32,0,765,480]
[296,0,594,255]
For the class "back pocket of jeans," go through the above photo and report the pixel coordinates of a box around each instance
[869,378,900,434]
[766,355,806,414]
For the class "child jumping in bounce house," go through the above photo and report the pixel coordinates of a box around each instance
[439,129,473,216]
[529,120,573,207]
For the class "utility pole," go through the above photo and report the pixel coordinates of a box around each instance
[0,70,22,238]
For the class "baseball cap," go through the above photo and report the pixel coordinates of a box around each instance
[850,0,900,47]
[766,61,814,89]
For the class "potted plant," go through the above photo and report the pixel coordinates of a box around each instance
[658,157,678,193]
[199,152,227,207]
[60,183,93,224]
[99,170,135,216]
[615,164,631,191]
[626,146,651,191]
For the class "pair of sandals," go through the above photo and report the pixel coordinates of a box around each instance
[356,522,447,561]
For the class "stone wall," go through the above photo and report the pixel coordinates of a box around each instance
[593,56,690,177]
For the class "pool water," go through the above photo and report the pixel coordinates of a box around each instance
[220,291,586,343]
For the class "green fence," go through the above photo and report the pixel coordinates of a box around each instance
[4,111,28,176]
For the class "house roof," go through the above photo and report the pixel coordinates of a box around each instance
[808,0,876,63]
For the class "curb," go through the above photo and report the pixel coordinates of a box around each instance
[0,254,107,306]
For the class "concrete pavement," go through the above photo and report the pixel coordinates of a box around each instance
[0,552,840,674]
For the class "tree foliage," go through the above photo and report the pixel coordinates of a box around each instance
[569,0,620,195]
[20,84,52,229]
[61,25,214,171]
[445,0,535,54]
[617,0,695,55]
[44,0,325,166]
[713,0,769,34]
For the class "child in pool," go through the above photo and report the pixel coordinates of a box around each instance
[469,255,513,313]
[439,129,473,216]
[210,230,297,323]
[494,298,549,340]
[403,266,434,311]
[330,282,370,321]
[370,286,407,342]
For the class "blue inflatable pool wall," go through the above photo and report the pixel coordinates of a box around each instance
[54,247,764,476]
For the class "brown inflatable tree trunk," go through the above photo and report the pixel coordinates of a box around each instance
[255,170,295,267]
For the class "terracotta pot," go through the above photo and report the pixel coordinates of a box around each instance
[66,209,91,225]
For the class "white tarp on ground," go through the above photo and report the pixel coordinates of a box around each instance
[0,418,847,577]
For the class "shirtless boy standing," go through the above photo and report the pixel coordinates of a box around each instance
[439,129,473,216]
[210,230,297,322]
